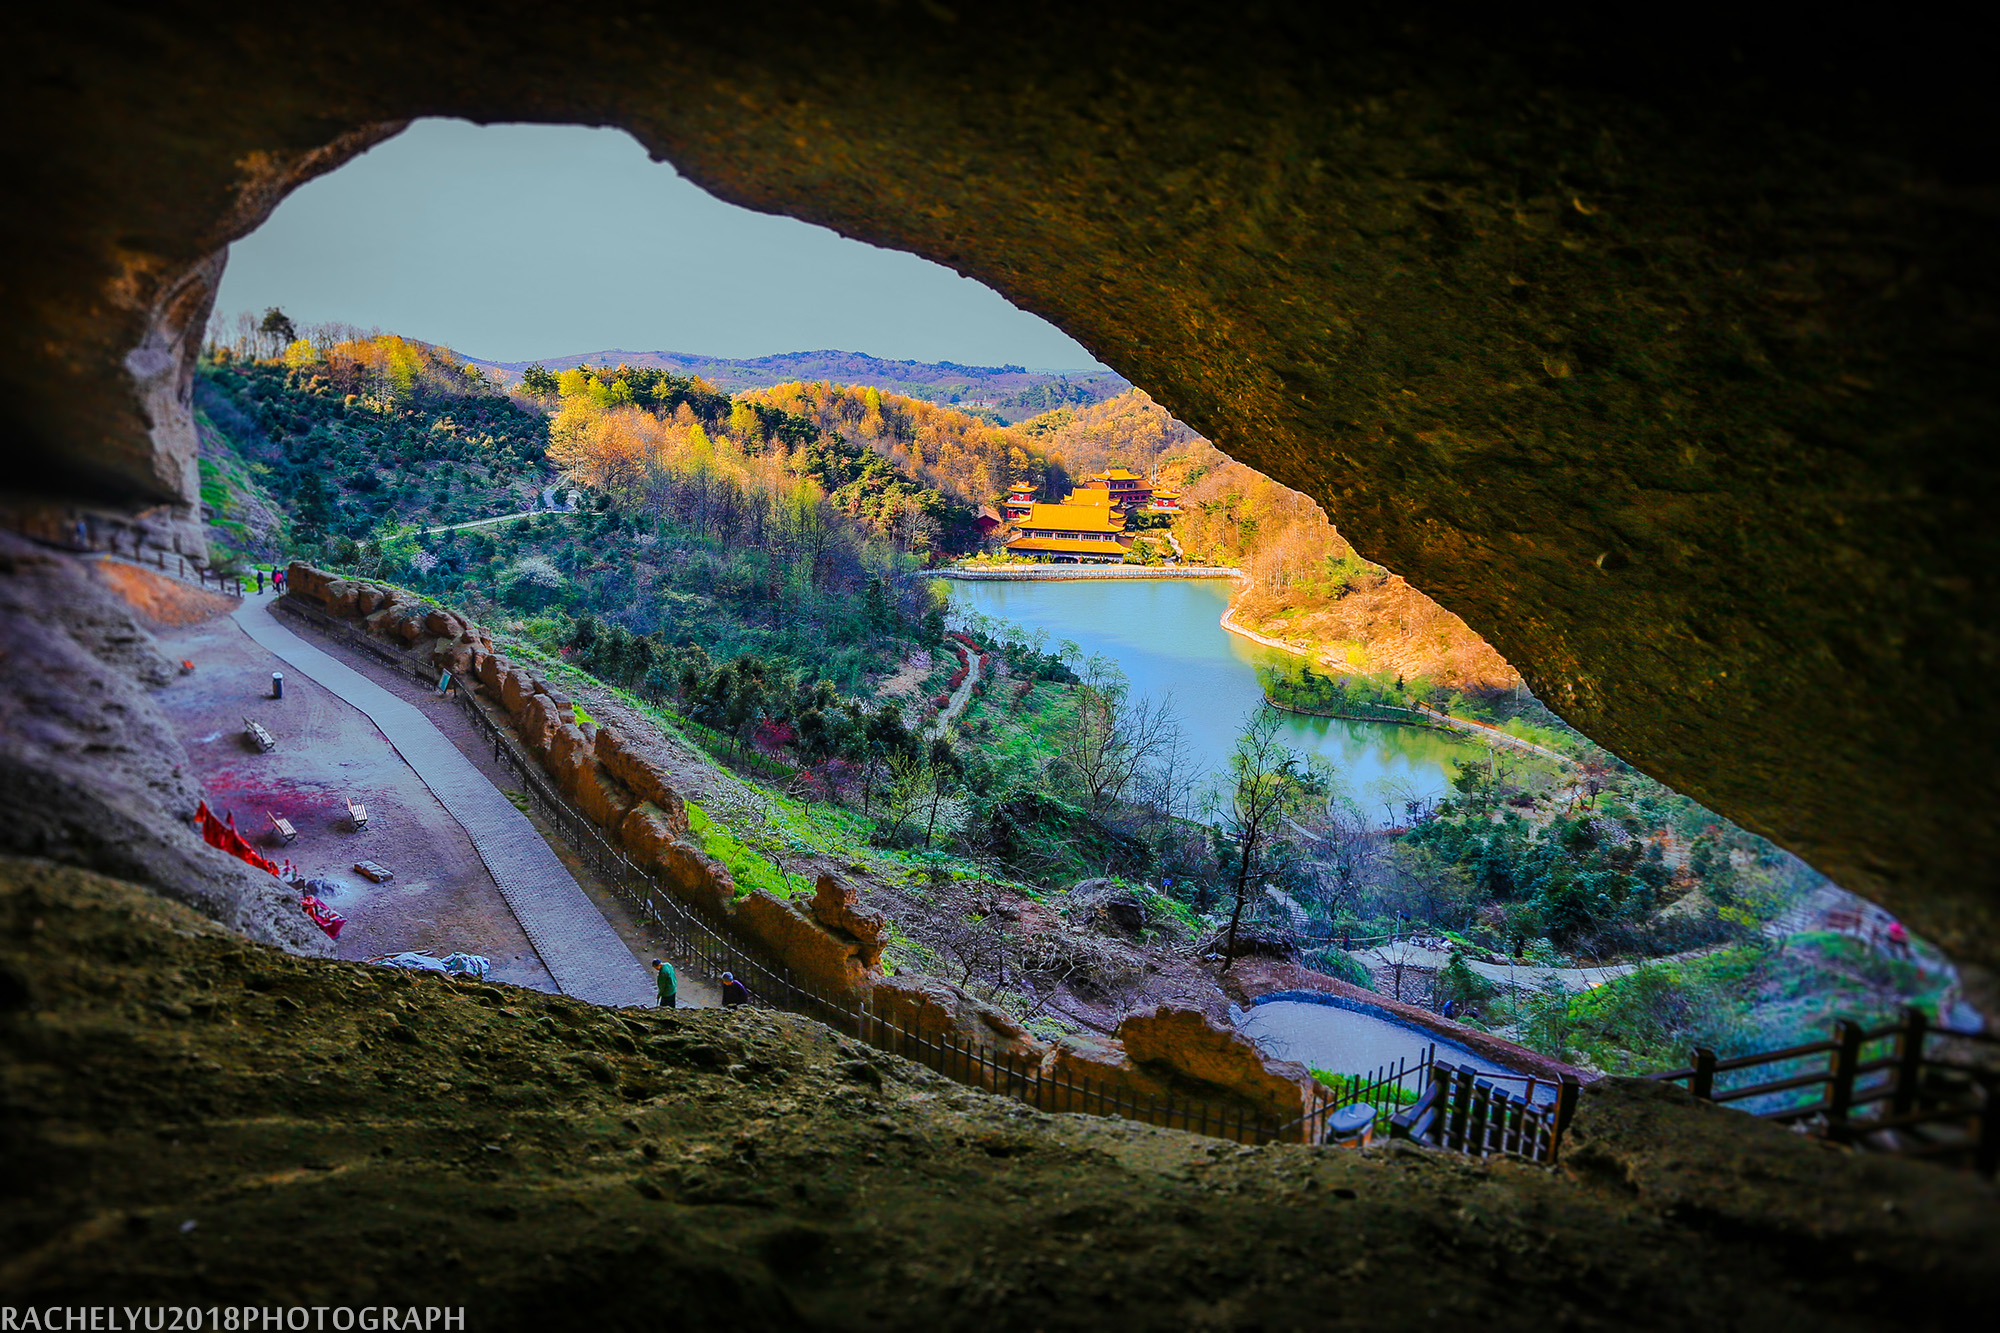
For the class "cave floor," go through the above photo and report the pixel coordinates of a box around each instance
[151,600,557,989]
[3,859,1995,1329]
[246,598,723,1009]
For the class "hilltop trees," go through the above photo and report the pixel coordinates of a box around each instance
[546,367,973,561]
[520,364,559,398]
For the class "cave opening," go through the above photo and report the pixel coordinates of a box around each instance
[136,110,1981,1103]
[5,9,1998,1319]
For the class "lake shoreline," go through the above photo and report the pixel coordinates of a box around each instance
[1264,696,1451,731]
[946,577,1474,812]
[938,565,1246,581]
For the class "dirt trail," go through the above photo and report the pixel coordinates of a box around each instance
[929,643,982,734]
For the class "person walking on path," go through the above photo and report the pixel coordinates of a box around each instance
[720,972,751,1007]
[652,958,677,1009]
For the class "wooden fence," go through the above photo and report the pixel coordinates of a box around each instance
[1390,1063,1579,1163]
[277,598,1335,1147]
[1650,1008,1997,1175]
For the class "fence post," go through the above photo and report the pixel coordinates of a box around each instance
[1466,1080,1492,1157]
[1691,1047,1716,1101]
[1976,1077,1998,1179]
[1548,1074,1581,1164]
[1445,1066,1473,1150]
[1828,1019,1864,1129]
[1892,1007,1927,1118]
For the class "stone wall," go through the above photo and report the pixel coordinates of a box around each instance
[283,563,1326,1121]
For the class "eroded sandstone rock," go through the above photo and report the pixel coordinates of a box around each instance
[1118,1006,1319,1123]
[809,874,885,971]
[593,727,689,833]
[654,835,733,914]
[869,974,1037,1056]
[734,890,876,998]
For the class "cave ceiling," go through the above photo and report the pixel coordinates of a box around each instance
[6,5,1995,977]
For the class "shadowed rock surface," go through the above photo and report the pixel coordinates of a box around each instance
[3,857,1996,1326]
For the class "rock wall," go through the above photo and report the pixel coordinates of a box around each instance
[0,539,329,955]
[284,564,1324,1121]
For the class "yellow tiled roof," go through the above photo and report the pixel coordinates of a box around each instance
[1020,501,1125,533]
[1086,468,1145,482]
[1066,489,1114,508]
[1005,536,1130,555]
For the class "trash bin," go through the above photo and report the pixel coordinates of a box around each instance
[271,671,284,700]
[1328,1102,1375,1148]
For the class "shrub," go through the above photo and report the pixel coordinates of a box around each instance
[1305,948,1374,990]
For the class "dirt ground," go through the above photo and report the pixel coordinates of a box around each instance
[270,610,720,1009]
[150,603,559,990]
[4,856,1996,1329]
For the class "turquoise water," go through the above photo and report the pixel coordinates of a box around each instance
[944,577,1469,820]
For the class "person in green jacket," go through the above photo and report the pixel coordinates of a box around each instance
[651,958,677,1008]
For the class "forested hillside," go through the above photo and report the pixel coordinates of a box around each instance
[736,381,1051,511]
[189,326,1925,1076]
[195,336,963,697]
[466,348,1128,423]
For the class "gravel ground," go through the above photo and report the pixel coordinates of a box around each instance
[274,609,719,1009]
[151,604,559,991]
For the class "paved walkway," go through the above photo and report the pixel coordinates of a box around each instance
[1349,941,1638,992]
[232,592,654,1007]
[419,507,579,536]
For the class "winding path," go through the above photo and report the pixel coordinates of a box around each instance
[232,591,654,1007]
[419,506,579,536]
[927,641,983,735]
[1348,941,1638,992]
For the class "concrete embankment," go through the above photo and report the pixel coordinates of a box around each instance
[938,565,1245,580]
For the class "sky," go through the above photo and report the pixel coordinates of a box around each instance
[214,119,1105,369]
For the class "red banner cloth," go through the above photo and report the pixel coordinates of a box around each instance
[191,801,281,877]
[299,894,346,940]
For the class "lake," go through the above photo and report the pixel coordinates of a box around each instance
[943,577,1469,820]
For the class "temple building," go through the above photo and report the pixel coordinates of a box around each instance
[1078,467,1153,512]
[1003,480,1038,521]
[1004,489,1134,564]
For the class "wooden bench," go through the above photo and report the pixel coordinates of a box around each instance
[266,810,297,844]
[345,797,368,831]
[242,717,276,753]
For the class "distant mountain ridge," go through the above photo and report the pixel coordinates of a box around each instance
[461,348,1129,423]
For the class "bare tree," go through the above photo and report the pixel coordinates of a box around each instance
[1206,708,1327,960]
[1051,660,1183,813]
